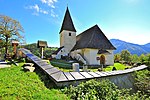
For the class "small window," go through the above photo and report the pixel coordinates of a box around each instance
[69,33,71,36]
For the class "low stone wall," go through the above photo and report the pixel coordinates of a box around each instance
[103,72,137,92]
[19,48,148,92]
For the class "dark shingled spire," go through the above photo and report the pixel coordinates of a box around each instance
[72,25,116,50]
[59,7,76,33]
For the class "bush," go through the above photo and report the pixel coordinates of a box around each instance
[63,80,121,100]
[63,79,150,100]
[134,70,150,95]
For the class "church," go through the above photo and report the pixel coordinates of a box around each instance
[53,7,116,66]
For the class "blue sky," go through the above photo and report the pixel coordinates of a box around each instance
[0,0,150,47]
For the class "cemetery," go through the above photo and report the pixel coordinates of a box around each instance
[0,6,150,100]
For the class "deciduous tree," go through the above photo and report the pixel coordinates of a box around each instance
[131,54,139,63]
[0,15,24,55]
[114,53,121,62]
[120,50,131,63]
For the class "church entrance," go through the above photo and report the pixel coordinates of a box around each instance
[100,55,105,65]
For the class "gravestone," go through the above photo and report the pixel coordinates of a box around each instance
[72,63,79,72]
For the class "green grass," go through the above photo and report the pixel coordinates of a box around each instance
[105,63,131,71]
[0,63,68,100]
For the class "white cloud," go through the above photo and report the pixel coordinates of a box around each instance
[29,4,40,12]
[25,0,58,17]
[40,0,57,8]
[40,9,49,14]
[50,9,58,17]
[26,4,49,15]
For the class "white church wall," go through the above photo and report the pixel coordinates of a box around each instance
[105,50,114,65]
[82,49,99,65]
[82,49,90,65]
[82,49,114,65]
[60,30,76,55]
[71,49,114,65]
[55,48,68,59]
[89,49,99,65]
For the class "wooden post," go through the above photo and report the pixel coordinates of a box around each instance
[13,44,17,54]
[12,40,19,59]
[41,47,44,59]
[37,40,47,59]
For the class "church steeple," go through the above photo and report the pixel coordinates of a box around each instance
[59,7,76,33]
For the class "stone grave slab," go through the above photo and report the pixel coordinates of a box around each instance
[26,53,34,57]
[88,72,101,78]
[51,72,68,82]
[45,67,60,75]
[64,72,75,81]
[101,72,112,76]
[41,64,53,70]
[36,61,47,66]
[80,72,94,79]
[106,71,119,75]
[95,72,106,77]
[70,72,85,80]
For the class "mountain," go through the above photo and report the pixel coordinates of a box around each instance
[110,39,150,55]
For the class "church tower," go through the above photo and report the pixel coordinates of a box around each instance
[59,7,76,56]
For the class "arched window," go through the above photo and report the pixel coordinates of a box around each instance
[69,33,71,36]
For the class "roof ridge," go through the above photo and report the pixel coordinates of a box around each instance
[77,25,97,37]
[72,25,116,50]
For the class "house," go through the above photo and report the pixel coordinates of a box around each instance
[54,7,116,66]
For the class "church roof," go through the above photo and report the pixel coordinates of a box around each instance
[97,49,110,54]
[52,46,64,54]
[59,7,76,33]
[72,25,116,50]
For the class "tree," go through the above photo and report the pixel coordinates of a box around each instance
[0,15,24,55]
[131,54,139,63]
[139,54,146,63]
[120,50,131,63]
[114,53,121,62]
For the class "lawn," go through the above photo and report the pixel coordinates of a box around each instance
[0,63,68,100]
[51,59,131,72]
[104,63,131,71]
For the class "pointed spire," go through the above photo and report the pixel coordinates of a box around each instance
[59,7,76,33]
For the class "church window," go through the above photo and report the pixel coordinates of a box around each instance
[69,33,71,36]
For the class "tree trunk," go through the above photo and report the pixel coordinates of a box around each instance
[5,36,8,55]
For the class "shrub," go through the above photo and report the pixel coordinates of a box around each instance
[63,80,121,100]
[63,79,150,100]
[134,70,150,95]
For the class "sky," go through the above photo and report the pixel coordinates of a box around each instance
[0,0,150,47]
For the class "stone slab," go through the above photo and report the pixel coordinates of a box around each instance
[88,72,101,78]
[64,72,75,81]
[70,72,85,80]
[80,72,94,79]
[41,65,53,70]
[30,56,42,61]
[106,71,119,75]
[26,54,34,57]
[101,72,112,76]
[36,61,47,66]
[51,72,68,82]
[39,63,49,66]
[95,72,106,77]
[45,67,60,75]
